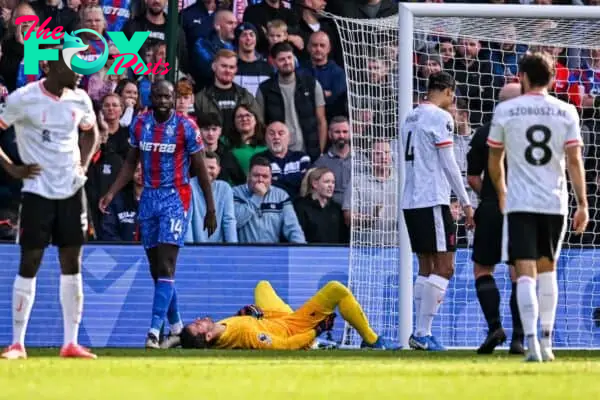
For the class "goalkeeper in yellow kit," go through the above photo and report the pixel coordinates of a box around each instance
[178,280,400,350]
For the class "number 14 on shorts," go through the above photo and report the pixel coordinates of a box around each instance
[170,218,183,235]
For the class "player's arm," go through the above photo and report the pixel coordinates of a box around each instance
[79,94,101,172]
[0,91,41,179]
[565,108,589,234]
[244,328,317,350]
[435,117,472,208]
[466,127,486,195]
[486,112,507,211]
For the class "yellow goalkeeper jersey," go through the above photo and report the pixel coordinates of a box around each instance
[214,316,317,350]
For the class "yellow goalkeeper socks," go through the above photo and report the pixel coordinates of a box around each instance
[318,282,378,345]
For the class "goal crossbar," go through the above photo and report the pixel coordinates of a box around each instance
[399,3,600,19]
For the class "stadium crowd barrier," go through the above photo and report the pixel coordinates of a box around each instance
[0,244,598,349]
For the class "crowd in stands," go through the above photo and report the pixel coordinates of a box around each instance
[0,0,599,246]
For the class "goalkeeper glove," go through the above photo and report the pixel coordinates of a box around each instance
[236,304,264,319]
[314,313,336,336]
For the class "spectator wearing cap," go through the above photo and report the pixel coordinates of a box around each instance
[186,151,238,243]
[313,116,351,206]
[243,0,303,55]
[300,31,347,121]
[234,22,274,96]
[191,10,238,90]
[257,42,327,161]
[195,49,262,139]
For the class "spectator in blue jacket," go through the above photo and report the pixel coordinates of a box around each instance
[257,121,311,198]
[192,10,238,89]
[98,162,142,242]
[233,155,306,243]
[182,0,213,48]
[301,31,347,121]
[185,151,237,243]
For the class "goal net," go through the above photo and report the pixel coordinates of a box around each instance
[330,7,600,349]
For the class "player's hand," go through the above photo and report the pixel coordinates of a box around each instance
[572,206,589,235]
[314,313,336,336]
[98,192,115,214]
[236,304,264,319]
[498,193,506,215]
[5,163,41,180]
[463,205,474,230]
[204,209,217,236]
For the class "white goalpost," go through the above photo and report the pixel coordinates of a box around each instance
[331,3,600,349]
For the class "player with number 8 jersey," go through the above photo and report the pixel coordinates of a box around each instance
[99,81,217,349]
[487,52,588,362]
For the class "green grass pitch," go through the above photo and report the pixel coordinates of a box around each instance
[2,349,600,399]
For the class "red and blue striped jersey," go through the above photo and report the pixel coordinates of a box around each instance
[101,0,132,32]
[129,111,203,188]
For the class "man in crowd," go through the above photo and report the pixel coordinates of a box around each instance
[258,121,311,198]
[257,42,327,161]
[195,49,261,140]
[233,155,305,243]
[313,116,351,206]
[186,151,237,243]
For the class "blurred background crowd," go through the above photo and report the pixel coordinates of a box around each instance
[0,0,599,246]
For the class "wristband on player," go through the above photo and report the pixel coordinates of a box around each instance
[236,304,264,319]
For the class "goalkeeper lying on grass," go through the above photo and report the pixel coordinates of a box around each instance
[174,280,400,350]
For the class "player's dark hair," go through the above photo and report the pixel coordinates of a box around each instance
[197,112,222,128]
[249,155,272,171]
[204,150,220,164]
[518,51,555,88]
[427,71,455,93]
[180,326,210,349]
[270,41,295,59]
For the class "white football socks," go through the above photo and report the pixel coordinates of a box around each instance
[60,274,84,346]
[517,275,538,338]
[413,275,427,331]
[416,274,449,337]
[538,271,558,349]
[12,275,36,345]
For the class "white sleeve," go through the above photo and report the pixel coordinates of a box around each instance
[432,112,454,148]
[439,146,471,207]
[564,105,583,149]
[79,93,97,131]
[487,108,505,149]
[0,91,24,129]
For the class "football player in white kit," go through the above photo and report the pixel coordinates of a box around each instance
[488,52,589,362]
[401,71,474,351]
[0,44,100,359]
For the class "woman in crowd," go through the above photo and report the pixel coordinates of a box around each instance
[294,167,348,244]
[223,104,267,185]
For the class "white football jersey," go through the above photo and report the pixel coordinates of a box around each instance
[0,80,96,199]
[401,102,455,209]
[488,93,582,215]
